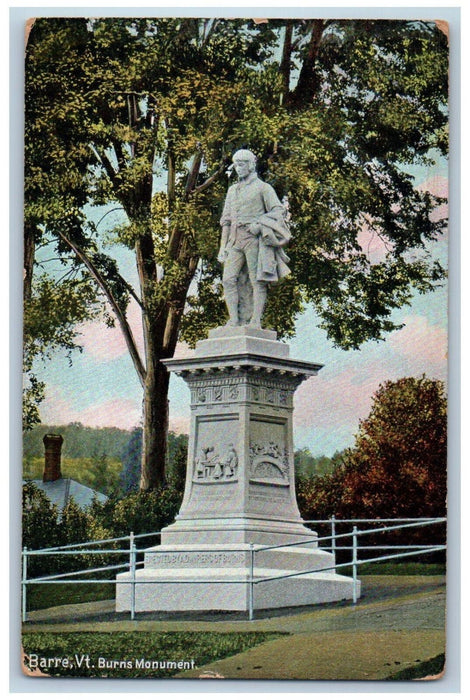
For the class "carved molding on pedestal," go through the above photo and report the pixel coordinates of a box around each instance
[190,376,294,408]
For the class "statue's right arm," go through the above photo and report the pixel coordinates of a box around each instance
[218,225,230,263]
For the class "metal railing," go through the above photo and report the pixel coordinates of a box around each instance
[21,517,446,622]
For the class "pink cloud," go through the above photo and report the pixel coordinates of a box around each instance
[356,224,391,263]
[294,368,382,434]
[169,416,190,434]
[40,385,141,429]
[173,341,195,359]
[417,174,448,199]
[78,399,142,429]
[416,174,448,223]
[388,315,447,367]
[292,319,447,439]
[77,299,144,363]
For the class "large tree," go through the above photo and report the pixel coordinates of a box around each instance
[24,18,448,489]
[297,375,447,520]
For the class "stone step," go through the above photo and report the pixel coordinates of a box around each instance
[116,568,360,612]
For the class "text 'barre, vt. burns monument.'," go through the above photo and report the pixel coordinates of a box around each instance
[116,150,359,613]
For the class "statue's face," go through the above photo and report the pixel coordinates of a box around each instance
[233,155,255,180]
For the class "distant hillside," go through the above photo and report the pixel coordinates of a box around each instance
[23,423,132,460]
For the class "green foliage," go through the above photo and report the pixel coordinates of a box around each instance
[22,456,122,495]
[23,276,100,431]
[22,483,114,577]
[22,631,284,678]
[22,481,61,554]
[90,453,120,495]
[89,485,183,541]
[168,434,188,491]
[23,423,132,460]
[294,448,343,478]
[25,17,448,349]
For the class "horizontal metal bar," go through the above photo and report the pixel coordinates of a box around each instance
[26,518,446,555]
[351,545,446,568]
[253,545,446,585]
[26,549,132,556]
[259,518,446,553]
[24,578,253,585]
[332,544,443,551]
[133,531,162,540]
[23,545,446,589]
[303,518,446,524]
[36,535,133,553]
[31,562,130,582]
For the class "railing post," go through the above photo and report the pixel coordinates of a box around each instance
[22,547,28,623]
[129,532,136,620]
[352,525,358,605]
[248,543,255,621]
[331,515,336,557]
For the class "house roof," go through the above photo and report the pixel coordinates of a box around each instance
[23,478,107,511]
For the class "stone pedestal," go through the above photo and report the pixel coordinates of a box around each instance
[116,327,359,612]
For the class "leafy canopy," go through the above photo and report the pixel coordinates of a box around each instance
[25,17,448,352]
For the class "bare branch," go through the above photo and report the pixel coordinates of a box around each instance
[192,161,226,195]
[57,230,147,386]
[96,206,126,228]
[184,151,203,197]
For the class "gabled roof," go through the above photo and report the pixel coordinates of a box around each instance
[23,478,107,511]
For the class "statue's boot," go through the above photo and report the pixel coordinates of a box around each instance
[223,286,240,326]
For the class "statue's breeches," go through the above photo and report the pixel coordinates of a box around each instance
[223,239,261,289]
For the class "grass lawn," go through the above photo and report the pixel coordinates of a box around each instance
[26,582,115,612]
[22,631,285,678]
[385,653,445,680]
[342,561,445,576]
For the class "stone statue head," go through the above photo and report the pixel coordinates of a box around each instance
[232,149,257,180]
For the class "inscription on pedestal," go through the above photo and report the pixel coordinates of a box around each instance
[153,551,245,566]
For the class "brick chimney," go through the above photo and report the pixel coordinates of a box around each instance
[43,434,63,482]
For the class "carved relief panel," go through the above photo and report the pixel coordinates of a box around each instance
[249,442,289,486]
[248,416,291,487]
[193,443,239,483]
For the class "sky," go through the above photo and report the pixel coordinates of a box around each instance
[34,158,448,457]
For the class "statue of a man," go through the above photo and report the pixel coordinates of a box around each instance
[218,149,291,328]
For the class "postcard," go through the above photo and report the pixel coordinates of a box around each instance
[20,13,450,684]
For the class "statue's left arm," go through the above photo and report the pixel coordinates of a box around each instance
[249,182,284,236]
[262,183,285,219]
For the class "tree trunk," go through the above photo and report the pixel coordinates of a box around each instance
[138,253,199,491]
[24,223,36,303]
[140,356,170,490]
[290,19,325,106]
[280,21,294,104]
